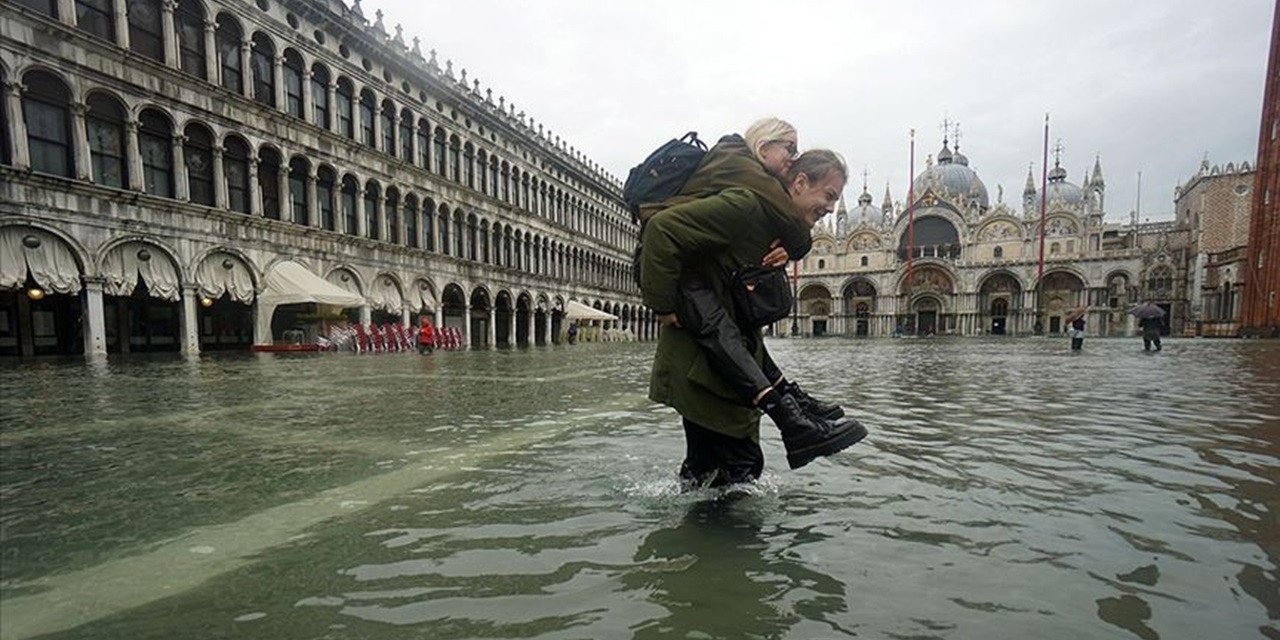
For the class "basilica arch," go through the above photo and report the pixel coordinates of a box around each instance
[798,283,833,336]
[841,278,877,336]
[1037,269,1086,334]
[897,264,956,335]
[978,270,1024,335]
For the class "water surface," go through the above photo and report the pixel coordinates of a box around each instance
[1,338,1277,639]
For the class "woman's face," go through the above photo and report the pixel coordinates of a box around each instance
[759,134,799,178]
[789,170,845,229]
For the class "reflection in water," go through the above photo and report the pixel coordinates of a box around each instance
[0,339,1277,639]
[627,497,853,639]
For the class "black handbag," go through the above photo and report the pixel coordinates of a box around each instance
[731,266,792,327]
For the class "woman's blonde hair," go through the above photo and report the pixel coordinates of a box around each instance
[743,117,797,163]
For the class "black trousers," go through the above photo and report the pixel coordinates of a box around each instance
[1143,334,1162,351]
[678,279,781,405]
[679,418,764,490]
[1071,337,1083,350]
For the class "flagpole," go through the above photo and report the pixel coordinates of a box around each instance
[1036,113,1049,334]
[906,128,916,289]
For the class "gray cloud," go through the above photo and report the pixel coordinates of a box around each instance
[378,0,1272,222]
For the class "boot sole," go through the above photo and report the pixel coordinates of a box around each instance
[787,420,868,470]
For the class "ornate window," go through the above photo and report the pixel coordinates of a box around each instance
[316,167,335,231]
[433,129,446,175]
[127,0,164,62]
[340,176,358,234]
[86,94,127,188]
[993,246,1003,259]
[416,119,429,168]
[358,91,375,146]
[399,109,412,160]
[363,182,379,240]
[448,136,461,182]
[75,0,114,41]
[250,33,275,107]
[380,100,395,155]
[311,64,330,128]
[138,109,173,196]
[288,157,308,225]
[385,188,400,244]
[224,138,250,214]
[176,1,207,79]
[257,148,281,219]
[438,207,450,256]
[335,79,354,138]
[14,0,57,18]
[216,16,243,94]
[405,196,418,249]
[184,124,215,206]
[23,72,74,177]
[282,50,304,118]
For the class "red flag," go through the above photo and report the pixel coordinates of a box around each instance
[906,129,916,286]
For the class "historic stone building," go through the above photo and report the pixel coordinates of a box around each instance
[1176,159,1255,336]
[0,0,651,358]
[789,135,1203,338]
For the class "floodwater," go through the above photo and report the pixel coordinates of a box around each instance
[1,338,1277,640]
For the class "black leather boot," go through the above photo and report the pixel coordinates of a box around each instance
[762,394,867,470]
[780,380,845,421]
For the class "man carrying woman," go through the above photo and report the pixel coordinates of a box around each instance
[640,119,866,488]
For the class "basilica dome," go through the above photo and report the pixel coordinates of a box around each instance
[851,189,883,226]
[912,142,989,208]
[1044,163,1084,208]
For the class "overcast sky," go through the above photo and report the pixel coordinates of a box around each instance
[373,0,1273,222]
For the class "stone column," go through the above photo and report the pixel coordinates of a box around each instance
[124,119,143,190]
[305,168,318,227]
[400,306,410,328]
[203,20,218,82]
[373,190,385,240]
[113,0,129,48]
[161,0,179,68]
[525,309,535,346]
[4,82,29,169]
[172,133,189,201]
[276,164,289,221]
[272,55,285,110]
[359,304,371,326]
[180,284,200,356]
[70,101,93,180]
[57,0,75,27]
[354,186,367,236]
[433,306,442,331]
[370,96,381,148]
[462,306,473,349]
[488,306,497,348]
[301,69,314,124]
[211,146,226,209]
[82,277,108,359]
[247,156,261,216]
[541,311,551,346]
[325,81,337,131]
[506,310,515,347]
[239,42,253,99]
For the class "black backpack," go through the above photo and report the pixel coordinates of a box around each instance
[622,132,707,225]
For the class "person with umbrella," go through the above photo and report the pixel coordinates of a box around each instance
[1066,306,1087,351]
[1131,302,1165,351]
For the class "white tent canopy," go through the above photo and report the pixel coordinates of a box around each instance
[102,242,180,301]
[255,261,367,344]
[260,260,366,308]
[564,299,617,321]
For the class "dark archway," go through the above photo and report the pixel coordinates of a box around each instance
[516,293,532,346]
[469,287,491,349]
[494,290,513,347]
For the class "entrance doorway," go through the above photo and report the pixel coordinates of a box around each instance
[813,319,828,336]
[990,298,1008,335]
[855,302,870,337]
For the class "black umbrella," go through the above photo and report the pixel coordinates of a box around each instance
[1129,303,1166,320]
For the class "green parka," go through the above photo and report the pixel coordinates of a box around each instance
[640,185,808,440]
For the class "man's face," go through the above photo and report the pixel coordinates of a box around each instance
[790,171,845,228]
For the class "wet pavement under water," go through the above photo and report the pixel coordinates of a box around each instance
[0,337,1277,639]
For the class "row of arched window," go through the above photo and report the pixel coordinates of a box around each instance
[3,68,635,293]
[9,0,634,251]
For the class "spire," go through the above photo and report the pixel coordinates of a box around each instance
[882,182,893,213]
[1024,163,1037,194]
[1091,154,1104,187]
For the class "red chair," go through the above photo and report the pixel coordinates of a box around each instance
[352,323,369,353]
